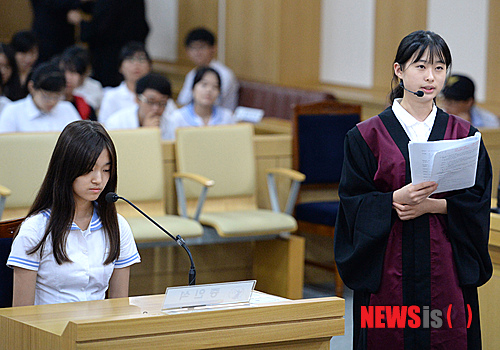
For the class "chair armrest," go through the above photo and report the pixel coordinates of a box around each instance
[173,172,215,187]
[266,168,305,215]
[173,172,215,221]
[0,185,11,220]
[266,168,306,182]
[0,185,11,197]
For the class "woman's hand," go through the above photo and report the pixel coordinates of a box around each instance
[393,197,447,221]
[393,181,437,205]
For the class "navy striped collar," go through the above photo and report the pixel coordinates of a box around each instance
[41,205,103,231]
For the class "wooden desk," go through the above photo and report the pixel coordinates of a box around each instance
[0,292,344,350]
[479,213,500,349]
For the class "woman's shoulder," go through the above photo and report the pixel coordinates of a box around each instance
[16,211,49,240]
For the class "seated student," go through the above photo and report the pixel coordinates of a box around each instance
[61,46,104,111]
[98,42,152,124]
[0,62,80,133]
[0,72,10,114]
[105,73,175,134]
[57,48,97,121]
[0,43,24,101]
[8,120,140,306]
[10,30,39,98]
[164,66,235,140]
[440,74,500,128]
[177,27,239,111]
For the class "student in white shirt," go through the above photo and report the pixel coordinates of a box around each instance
[98,42,152,124]
[165,67,235,140]
[0,74,11,114]
[0,61,80,133]
[61,45,104,111]
[105,73,176,136]
[177,28,239,111]
[8,120,141,306]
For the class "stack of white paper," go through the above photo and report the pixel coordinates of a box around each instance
[408,132,481,194]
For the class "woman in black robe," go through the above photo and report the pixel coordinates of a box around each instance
[334,30,492,350]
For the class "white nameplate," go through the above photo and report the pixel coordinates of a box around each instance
[161,280,256,311]
[234,106,264,123]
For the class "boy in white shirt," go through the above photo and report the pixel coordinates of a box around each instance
[177,28,239,111]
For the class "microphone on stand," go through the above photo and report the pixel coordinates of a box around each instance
[399,81,424,97]
[105,192,196,285]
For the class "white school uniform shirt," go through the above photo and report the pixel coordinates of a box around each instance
[392,98,437,142]
[0,95,80,133]
[98,82,136,124]
[163,103,235,140]
[7,208,141,305]
[74,77,104,110]
[0,96,11,114]
[104,99,177,133]
[177,60,240,111]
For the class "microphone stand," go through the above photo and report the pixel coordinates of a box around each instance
[109,193,196,285]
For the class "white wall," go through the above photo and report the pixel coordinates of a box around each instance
[427,0,489,102]
[319,0,376,88]
[145,0,178,62]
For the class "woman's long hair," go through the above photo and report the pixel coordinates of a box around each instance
[389,30,452,103]
[27,120,120,265]
[0,43,23,101]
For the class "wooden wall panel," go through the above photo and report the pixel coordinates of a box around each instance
[373,0,428,98]
[176,0,219,66]
[279,0,321,86]
[225,0,281,83]
[0,0,32,42]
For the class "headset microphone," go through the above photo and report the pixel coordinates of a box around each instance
[399,81,424,97]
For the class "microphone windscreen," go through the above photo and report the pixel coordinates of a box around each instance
[416,91,424,97]
[105,192,119,203]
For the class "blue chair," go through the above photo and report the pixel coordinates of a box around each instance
[292,100,361,297]
[0,217,24,308]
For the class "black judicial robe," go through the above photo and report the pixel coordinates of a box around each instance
[334,107,492,350]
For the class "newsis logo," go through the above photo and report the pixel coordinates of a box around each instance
[361,304,472,329]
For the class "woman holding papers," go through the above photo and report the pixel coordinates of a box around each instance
[334,30,492,350]
[8,121,140,306]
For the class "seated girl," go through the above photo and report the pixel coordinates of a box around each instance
[0,43,24,101]
[163,66,235,140]
[58,48,98,121]
[8,120,141,306]
[0,62,80,133]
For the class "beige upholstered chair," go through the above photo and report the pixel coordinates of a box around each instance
[109,128,204,244]
[0,132,59,220]
[174,123,305,237]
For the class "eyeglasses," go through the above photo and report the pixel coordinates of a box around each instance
[138,94,168,108]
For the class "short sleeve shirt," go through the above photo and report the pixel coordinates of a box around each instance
[7,209,140,305]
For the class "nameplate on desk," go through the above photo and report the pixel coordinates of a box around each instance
[161,280,256,311]
[234,106,264,123]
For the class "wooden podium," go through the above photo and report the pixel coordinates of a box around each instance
[478,212,500,349]
[0,292,344,349]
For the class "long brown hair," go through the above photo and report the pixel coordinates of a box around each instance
[27,120,120,265]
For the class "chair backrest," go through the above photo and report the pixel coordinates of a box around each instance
[108,128,165,216]
[175,124,258,212]
[293,101,361,187]
[0,217,24,308]
[0,132,59,217]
